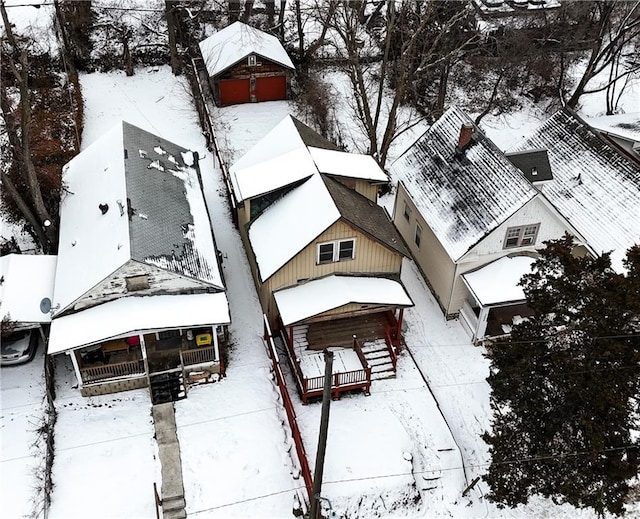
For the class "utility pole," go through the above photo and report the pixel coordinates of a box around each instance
[309,349,333,519]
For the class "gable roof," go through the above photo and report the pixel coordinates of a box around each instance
[510,110,640,272]
[248,174,340,281]
[199,21,294,78]
[0,254,57,326]
[322,176,409,257]
[274,275,413,326]
[391,106,537,261]
[230,114,389,203]
[247,173,408,282]
[54,121,224,314]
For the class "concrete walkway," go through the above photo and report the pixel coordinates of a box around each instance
[152,403,187,519]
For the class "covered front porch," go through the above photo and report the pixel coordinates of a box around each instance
[273,275,413,403]
[48,293,230,398]
[460,255,535,343]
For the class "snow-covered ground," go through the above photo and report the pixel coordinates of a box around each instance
[0,340,47,518]
[2,47,637,519]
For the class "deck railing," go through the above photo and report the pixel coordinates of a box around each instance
[81,359,145,384]
[180,346,216,367]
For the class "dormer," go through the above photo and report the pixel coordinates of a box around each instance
[506,149,553,185]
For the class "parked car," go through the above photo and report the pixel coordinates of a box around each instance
[1,329,39,366]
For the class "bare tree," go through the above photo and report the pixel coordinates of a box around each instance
[1,1,57,251]
[326,0,477,167]
[564,0,640,110]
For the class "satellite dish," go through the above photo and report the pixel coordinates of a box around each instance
[40,297,52,314]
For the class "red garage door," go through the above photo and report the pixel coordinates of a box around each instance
[218,79,250,105]
[256,76,287,102]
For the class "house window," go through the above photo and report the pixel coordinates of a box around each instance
[248,55,257,66]
[504,224,540,248]
[125,274,149,291]
[415,223,422,248]
[403,201,412,221]
[317,239,356,264]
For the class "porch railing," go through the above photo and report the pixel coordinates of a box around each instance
[81,359,145,384]
[180,346,216,367]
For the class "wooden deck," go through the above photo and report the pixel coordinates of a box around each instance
[305,312,393,350]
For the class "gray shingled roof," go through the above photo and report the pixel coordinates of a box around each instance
[510,109,640,272]
[322,175,410,257]
[291,117,342,151]
[390,106,537,261]
[505,149,553,183]
[122,122,222,287]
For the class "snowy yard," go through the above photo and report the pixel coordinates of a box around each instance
[2,61,637,519]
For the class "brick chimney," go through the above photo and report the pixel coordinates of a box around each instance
[456,122,474,153]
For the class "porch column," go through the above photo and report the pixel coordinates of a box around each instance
[140,334,150,385]
[212,326,220,362]
[289,326,294,348]
[477,307,490,342]
[397,309,404,338]
[67,349,84,389]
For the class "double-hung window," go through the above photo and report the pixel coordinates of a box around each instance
[415,223,422,248]
[503,224,540,248]
[317,238,356,264]
[403,202,412,221]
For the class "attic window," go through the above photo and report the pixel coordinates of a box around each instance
[415,223,422,248]
[403,202,412,221]
[248,55,257,66]
[503,224,540,249]
[317,239,356,264]
[126,275,150,291]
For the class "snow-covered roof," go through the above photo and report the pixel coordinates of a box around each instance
[462,255,535,306]
[248,174,340,281]
[0,254,57,326]
[585,112,640,144]
[47,292,230,355]
[308,147,389,182]
[391,106,537,261]
[54,121,224,314]
[230,115,387,202]
[510,110,640,272]
[230,115,308,172]
[275,275,413,326]
[231,147,317,202]
[199,21,294,78]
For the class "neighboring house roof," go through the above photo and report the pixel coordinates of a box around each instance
[54,121,223,314]
[510,110,640,272]
[391,105,537,261]
[274,274,414,326]
[585,112,640,146]
[199,21,294,78]
[48,292,230,355]
[230,114,390,203]
[322,176,409,257]
[0,254,57,326]
[505,149,553,183]
[462,255,535,306]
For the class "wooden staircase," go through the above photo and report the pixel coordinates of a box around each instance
[361,339,396,380]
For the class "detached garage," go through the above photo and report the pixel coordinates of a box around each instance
[199,21,295,107]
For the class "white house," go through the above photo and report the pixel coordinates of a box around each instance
[390,106,590,342]
[48,121,230,401]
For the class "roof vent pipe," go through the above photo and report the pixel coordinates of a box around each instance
[457,122,474,153]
